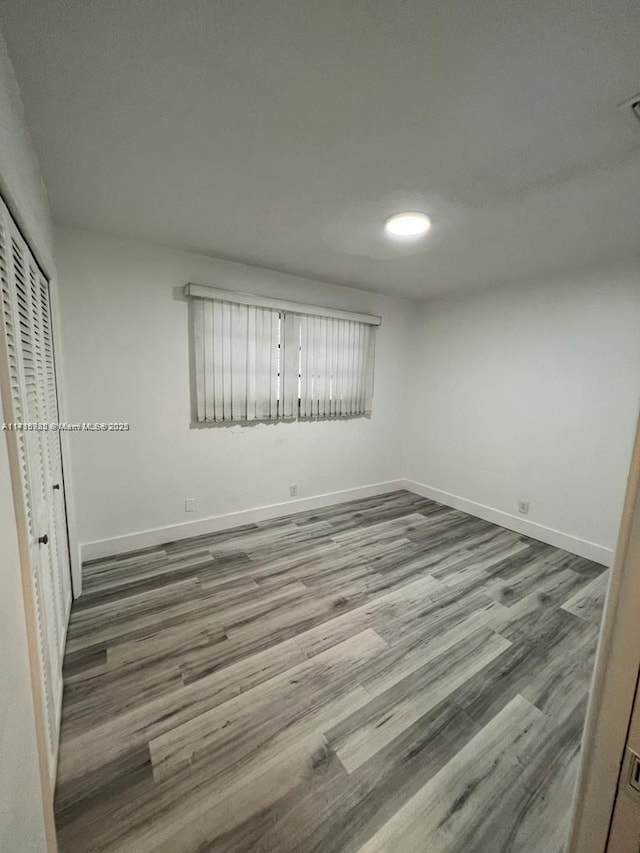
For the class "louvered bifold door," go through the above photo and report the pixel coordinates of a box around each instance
[0,197,69,777]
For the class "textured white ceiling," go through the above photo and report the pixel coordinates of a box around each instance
[1,0,639,298]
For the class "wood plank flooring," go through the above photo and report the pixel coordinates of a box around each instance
[55,490,608,853]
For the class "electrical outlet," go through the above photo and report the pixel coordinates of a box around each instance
[289,484,298,497]
[185,498,195,512]
[518,500,529,515]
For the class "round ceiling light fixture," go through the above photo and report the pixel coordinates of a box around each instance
[384,211,432,239]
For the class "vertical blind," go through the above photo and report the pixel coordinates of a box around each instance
[193,299,281,422]
[191,294,377,423]
[289,313,375,419]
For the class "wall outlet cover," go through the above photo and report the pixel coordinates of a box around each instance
[185,498,195,512]
[518,500,529,515]
[289,484,298,497]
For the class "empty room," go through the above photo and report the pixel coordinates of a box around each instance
[2,2,640,852]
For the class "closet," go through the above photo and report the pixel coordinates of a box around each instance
[0,195,72,778]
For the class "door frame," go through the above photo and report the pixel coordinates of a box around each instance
[567,410,640,852]
[48,273,82,597]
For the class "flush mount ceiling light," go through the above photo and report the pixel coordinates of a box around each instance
[384,211,432,239]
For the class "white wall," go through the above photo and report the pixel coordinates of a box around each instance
[54,227,413,552]
[55,227,640,565]
[404,265,640,561]
[0,28,51,853]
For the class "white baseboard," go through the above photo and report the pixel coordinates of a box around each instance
[81,476,614,567]
[402,479,613,566]
[81,479,406,562]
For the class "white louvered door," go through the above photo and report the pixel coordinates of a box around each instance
[0,196,71,777]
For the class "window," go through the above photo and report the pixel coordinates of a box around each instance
[187,285,378,424]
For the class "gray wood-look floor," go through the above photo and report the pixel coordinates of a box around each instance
[55,491,608,853]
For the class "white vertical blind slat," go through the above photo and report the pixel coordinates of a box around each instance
[353,321,362,414]
[297,315,305,418]
[336,319,345,416]
[307,314,315,419]
[365,327,376,414]
[300,317,311,418]
[281,311,298,419]
[359,324,369,414]
[314,317,321,418]
[319,317,328,418]
[270,309,281,420]
[310,317,316,419]
[230,302,248,421]
[212,300,223,421]
[255,307,271,420]
[357,323,365,414]
[343,321,350,414]
[221,301,232,421]
[202,300,213,422]
[330,317,338,417]
[246,306,257,422]
[309,316,316,417]
[346,321,355,414]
